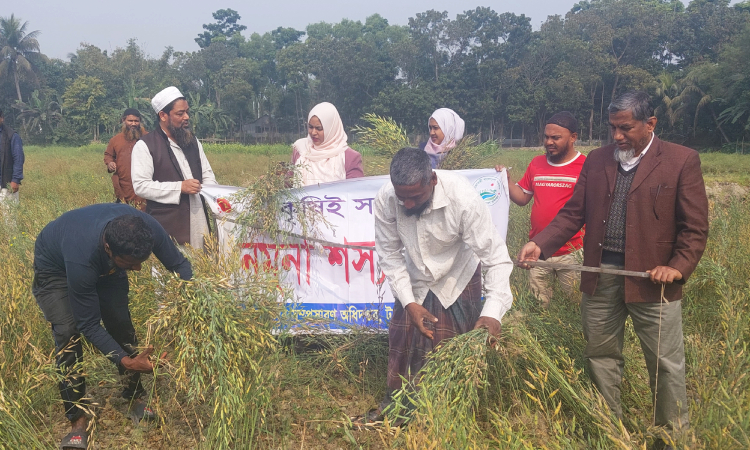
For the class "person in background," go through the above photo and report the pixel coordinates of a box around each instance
[0,109,25,203]
[131,86,217,248]
[104,108,147,209]
[291,102,363,186]
[420,108,465,169]
[496,112,585,307]
[517,91,709,447]
[33,204,192,450]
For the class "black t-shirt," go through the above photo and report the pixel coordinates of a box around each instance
[34,203,193,363]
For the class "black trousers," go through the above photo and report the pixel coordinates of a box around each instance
[32,269,144,422]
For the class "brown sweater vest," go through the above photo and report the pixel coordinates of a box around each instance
[139,127,205,245]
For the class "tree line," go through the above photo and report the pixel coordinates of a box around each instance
[2,0,750,149]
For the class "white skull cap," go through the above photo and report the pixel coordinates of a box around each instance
[151,86,184,113]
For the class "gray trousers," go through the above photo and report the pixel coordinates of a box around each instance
[33,270,144,422]
[581,264,689,430]
[529,250,581,305]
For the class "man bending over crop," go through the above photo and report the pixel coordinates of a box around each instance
[33,203,192,449]
[359,147,514,425]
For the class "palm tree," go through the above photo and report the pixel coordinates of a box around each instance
[655,72,683,128]
[121,79,154,129]
[0,14,41,103]
[187,92,234,139]
[12,89,62,140]
[676,64,731,144]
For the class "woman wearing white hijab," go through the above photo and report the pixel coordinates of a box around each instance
[420,108,466,169]
[292,102,363,186]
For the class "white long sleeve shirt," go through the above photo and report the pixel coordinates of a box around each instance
[374,170,514,322]
[131,135,217,248]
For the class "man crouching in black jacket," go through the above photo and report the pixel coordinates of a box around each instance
[33,203,192,450]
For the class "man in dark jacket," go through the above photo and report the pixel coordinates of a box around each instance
[33,204,193,449]
[518,91,708,444]
[0,109,25,203]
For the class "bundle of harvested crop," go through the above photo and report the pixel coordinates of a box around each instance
[392,328,490,449]
[438,134,496,170]
[145,232,291,448]
[352,113,410,159]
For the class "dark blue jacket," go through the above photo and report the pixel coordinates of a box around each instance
[34,204,192,363]
[0,124,24,187]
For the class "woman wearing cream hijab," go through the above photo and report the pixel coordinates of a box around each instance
[420,108,466,169]
[292,102,363,186]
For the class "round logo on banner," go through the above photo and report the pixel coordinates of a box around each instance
[472,176,502,206]
[217,198,233,213]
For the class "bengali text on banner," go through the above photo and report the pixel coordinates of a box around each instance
[200,169,509,331]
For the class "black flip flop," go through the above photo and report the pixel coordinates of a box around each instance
[60,430,88,449]
[129,401,158,423]
[350,409,384,430]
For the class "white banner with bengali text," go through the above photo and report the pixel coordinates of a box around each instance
[200,169,509,330]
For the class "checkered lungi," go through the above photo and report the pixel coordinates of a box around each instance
[386,264,482,391]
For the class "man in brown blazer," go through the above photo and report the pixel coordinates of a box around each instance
[518,91,708,442]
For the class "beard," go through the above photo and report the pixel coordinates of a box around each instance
[546,142,574,164]
[614,147,636,164]
[547,152,564,164]
[613,133,652,163]
[168,121,195,149]
[404,197,433,217]
[122,124,144,141]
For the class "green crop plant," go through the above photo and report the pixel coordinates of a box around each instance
[352,114,410,159]
[0,145,748,448]
[395,328,491,449]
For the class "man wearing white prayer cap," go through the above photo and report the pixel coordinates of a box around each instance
[131,86,217,248]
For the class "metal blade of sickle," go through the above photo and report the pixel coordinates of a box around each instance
[511,259,651,278]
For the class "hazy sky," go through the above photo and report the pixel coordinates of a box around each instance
[12,0,582,60]
[11,0,734,60]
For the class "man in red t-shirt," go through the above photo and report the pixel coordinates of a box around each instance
[497,112,585,306]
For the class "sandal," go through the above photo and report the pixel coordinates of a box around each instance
[60,430,88,449]
[350,408,384,430]
[129,400,158,423]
